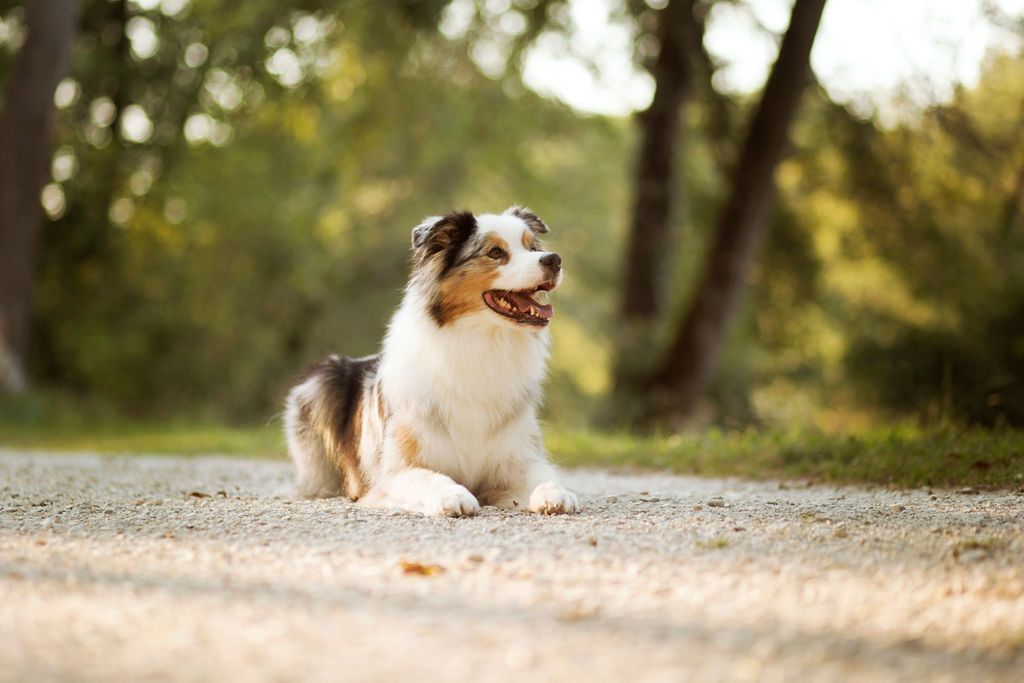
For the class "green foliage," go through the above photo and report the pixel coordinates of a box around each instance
[0,1,1021,431]
[846,298,1024,426]
[5,0,630,421]
[713,52,1024,428]
[814,55,1024,426]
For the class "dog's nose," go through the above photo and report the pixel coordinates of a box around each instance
[540,253,561,271]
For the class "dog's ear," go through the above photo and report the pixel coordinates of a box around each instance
[411,211,477,264]
[411,215,444,250]
[504,205,548,234]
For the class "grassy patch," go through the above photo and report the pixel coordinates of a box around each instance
[0,393,283,457]
[0,420,284,457]
[548,426,1024,490]
[2,394,1022,489]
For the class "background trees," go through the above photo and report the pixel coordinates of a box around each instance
[641,0,826,426]
[0,0,78,391]
[0,0,1021,431]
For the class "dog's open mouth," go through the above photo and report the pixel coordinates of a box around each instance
[483,283,555,326]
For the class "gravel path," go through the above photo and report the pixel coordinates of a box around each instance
[1,450,1022,682]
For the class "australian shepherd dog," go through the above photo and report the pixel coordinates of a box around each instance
[284,206,579,516]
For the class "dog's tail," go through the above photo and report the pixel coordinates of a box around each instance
[283,354,379,499]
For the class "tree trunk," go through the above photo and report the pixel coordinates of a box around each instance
[0,0,79,391]
[644,0,827,425]
[612,0,700,408]
[620,0,697,321]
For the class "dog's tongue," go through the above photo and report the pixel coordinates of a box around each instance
[507,291,554,320]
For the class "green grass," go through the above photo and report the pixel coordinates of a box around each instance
[548,426,1024,491]
[0,393,283,457]
[1,395,1022,489]
[0,420,284,457]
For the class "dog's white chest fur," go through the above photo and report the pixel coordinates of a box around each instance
[379,302,548,491]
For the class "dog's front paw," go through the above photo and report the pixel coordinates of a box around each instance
[529,481,579,515]
[436,485,481,517]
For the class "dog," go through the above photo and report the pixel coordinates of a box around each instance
[284,206,579,516]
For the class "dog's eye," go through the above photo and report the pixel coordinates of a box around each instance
[487,247,506,260]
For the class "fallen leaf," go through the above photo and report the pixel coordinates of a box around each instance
[558,604,600,622]
[400,561,445,576]
[188,491,211,498]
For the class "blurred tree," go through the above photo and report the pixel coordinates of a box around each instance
[832,52,1024,426]
[4,0,628,420]
[1,0,1020,429]
[620,0,697,320]
[0,0,78,392]
[642,0,827,426]
[613,0,699,397]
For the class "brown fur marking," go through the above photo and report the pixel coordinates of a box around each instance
[333,398,367,499]
[374,381,388,423]
[430,235,509,325]
[521,230,537,250]
[395,424,422,468]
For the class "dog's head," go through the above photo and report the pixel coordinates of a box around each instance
[409,206,562,328]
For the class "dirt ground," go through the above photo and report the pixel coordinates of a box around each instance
[1,450,1022,682]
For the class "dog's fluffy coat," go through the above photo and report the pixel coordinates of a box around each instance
[283,207,579,516]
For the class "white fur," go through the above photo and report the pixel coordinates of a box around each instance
[485,213,557,293]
